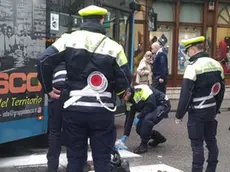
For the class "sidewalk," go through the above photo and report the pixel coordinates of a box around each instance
[170,99,230,112]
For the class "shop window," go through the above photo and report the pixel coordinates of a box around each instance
[133,24,144,72]
[152,2,175,22]
[71,15,82,31]
[216,28,230,74]
[218,4,230,24]
[178,26,201,74]
[119,12,129,51]
[180,4,202,23]
[206,27,212,55]
[149,25,173,74]
[104,9,116,39]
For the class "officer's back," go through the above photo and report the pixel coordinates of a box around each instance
[37,5,131,172]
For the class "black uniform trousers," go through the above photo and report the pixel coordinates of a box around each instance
[47,99,63,171]
[187,109,218,172]
[136,101,171,142]
[153,76,168,94]
[63,110,116,172]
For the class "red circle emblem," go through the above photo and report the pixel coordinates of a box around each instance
[211,82,221,95]
[90,74,102,87]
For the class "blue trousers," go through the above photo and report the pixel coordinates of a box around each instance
[188,111,218,172]
[63,110,116,172]
[136,102,171,142]
[153,76,167,94]
[47,100,63,171]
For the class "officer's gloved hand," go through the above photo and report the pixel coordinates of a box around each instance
[115,136,128,150]
[134,117,140,126]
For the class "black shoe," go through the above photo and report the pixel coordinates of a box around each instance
[133,143,148,154]
[148,137,166,147]
[45,167,57,172]
[149,130,167,147]
[83,162,91,172]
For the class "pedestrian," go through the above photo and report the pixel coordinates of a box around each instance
[135,51,153,86]
[116,85,171,154]
[37,5,131,172]
[175,36,225,172]
[151,42,168,94]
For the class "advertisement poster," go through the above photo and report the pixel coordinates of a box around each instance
[50,13,59,31]
[0,0,46,122]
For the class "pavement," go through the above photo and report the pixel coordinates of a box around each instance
[0,104,229,172]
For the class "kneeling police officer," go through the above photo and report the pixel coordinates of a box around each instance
[175,36,225,172]
[37,5,131,172]
[117,85,171,154]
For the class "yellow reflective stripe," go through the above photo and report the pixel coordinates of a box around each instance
[220,66,224,79]
[133,85,152,103]
[116,49,128,67]
[117,90,125,96]
[52,33,69,52]
[183,65,197,81]
[66,30,122,58]
[184,57,225,81]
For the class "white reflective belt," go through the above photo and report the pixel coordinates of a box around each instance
[64,86,117,112]
[52,78,65,84]
[54,70,67,77]
[193,95,214,102]
[69,90,112,98]
[194,102,216,109]
[63,85,91,109]
[71,101,114,108]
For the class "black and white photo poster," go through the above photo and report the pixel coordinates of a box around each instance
[0,0,46,122]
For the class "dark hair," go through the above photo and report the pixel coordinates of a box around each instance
[194,43,204,51]
[83,15,103,23]
[7,26,12,30]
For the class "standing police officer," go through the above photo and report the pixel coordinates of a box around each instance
[175,36,225,172]
[46,62,66,172]
[37,5,131,172]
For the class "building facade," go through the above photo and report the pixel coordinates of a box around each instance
[134,0,230,86]
[1,0,229,87]
[0,0,132,70]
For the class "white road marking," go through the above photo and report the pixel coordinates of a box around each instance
[89,164,183,172]
[129,164,183,172]
[0,150,141,167]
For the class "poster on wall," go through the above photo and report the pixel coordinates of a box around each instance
[50,13,59,31]
[0,0,46,122]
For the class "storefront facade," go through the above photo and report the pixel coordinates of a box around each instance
[134,0,230,86]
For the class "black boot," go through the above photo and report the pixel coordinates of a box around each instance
[83,162,91,172]
[133,142,148,154]
[45,167,57,172]
[148,130,166,147]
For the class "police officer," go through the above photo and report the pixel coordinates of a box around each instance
[175,36,225,172]
[47,61,90,172]
[116,85,171,154]
[37,5,131,172]
[46,62,66,172]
